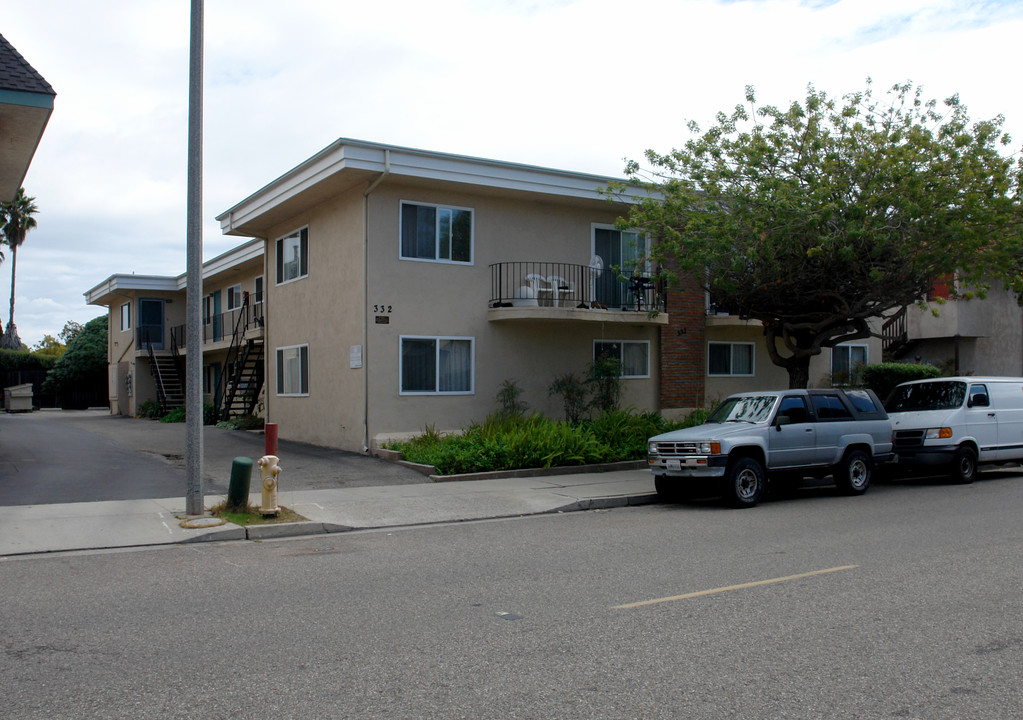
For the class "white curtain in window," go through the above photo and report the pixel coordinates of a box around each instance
[622,342,648,377]
[438,339,472,392]
[732,345,753,375]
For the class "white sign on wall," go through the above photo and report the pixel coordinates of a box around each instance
[350,345,363,369]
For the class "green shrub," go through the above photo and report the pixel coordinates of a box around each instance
[0,348,57,372]
[137,398,161,419]
[388,406,712,475]
[159,407,187,423]
[587,357,623,414]
[157,402,216,424]
[216,414,264,430]
[496,378,527,418]
[861,362,942,404]
[548,372,588,424]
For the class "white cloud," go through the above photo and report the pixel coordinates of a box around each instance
[2,0,1021,346]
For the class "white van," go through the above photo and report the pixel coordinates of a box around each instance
[886,377,1023,483]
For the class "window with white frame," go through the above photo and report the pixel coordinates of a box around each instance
[276,344,309,396]
[708,342,755,376]
[400,336,474,394]
[276,228,308,284]
[831,344,867,386]
[120,302,131,331]
[400,202,473,264]
[593,340,650,378]
[226,284,243,311]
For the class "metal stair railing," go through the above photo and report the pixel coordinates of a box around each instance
[212,295,251,422]
[143,328,170,414]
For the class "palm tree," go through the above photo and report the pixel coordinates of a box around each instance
[0,187,38,349]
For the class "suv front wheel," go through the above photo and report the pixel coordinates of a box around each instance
[725,457,766,508]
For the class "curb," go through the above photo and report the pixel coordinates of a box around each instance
[430,460,647,483]
[244,522,354,540]
[185,492,661,544]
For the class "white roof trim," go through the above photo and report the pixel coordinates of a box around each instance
[217,138,649,234]
[84,238,264,305]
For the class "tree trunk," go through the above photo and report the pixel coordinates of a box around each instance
[8,243,16,330]
[0,246,19,350]
[786,357,811,389]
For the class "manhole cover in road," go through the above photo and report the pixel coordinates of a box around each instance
[180,517,227,529]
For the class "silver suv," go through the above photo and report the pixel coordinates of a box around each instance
[648,389,894,507]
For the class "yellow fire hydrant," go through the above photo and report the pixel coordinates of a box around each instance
[257,454,281,516]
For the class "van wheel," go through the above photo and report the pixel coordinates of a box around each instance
[836,449,872,495]
[949,446,977,484]
[725,457,765,508]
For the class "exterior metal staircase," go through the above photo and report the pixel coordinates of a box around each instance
[213,294,265,421]
[881,306,919,361]
[145,333,185,414]
[219,339,265,420]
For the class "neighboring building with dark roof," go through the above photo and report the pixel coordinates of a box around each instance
[0,32,55,201]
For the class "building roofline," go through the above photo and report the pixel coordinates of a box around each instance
[216,138,648,235]
[84,238,263,305]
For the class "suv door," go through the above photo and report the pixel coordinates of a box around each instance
[810,393,854,464]
[769,395,816,469]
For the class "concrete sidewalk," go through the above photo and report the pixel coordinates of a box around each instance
[0,469,658,556]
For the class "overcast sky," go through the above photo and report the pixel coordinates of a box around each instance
[3,0,1021,347]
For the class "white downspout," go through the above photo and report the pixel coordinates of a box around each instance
[361,149,390,453]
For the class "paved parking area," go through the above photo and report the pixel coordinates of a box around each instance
[0,410,426,505]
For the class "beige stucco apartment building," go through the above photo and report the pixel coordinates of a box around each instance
[85,139,1022,452]
[215,140,685,451]
[86,239,265,418]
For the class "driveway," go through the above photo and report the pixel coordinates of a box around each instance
[0,410,426,505]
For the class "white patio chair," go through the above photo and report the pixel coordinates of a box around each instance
[526,273,553,306]
[546,275,575,307]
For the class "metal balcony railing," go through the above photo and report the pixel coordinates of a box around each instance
[490,262,661,312]
[170,300,264,349]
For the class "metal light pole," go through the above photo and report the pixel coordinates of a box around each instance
[185,0,204,515]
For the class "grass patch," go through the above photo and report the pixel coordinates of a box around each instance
[209,500,307,526]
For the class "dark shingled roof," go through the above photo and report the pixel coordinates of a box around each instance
[0,32,55,96]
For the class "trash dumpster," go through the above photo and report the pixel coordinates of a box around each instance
[4,383,34,412]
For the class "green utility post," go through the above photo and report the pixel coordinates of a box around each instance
[227,457,253,511]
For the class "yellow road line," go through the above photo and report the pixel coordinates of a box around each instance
[613,564,860,610]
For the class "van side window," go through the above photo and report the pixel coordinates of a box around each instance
[968,384,990,407]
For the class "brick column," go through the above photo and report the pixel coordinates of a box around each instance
[659,272,706,410]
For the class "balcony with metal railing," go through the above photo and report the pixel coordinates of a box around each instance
[169,301,265,351]
[488,262,668,325]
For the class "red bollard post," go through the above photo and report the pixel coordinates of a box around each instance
[265,423,278,456]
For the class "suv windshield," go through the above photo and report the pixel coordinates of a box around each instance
[707,395,777,424]
[885,381,966,412]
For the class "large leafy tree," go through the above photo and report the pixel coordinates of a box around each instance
[0,187,39,349]
[615,81,1022,388]
[42,315,107,400]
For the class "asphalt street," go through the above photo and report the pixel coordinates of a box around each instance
[0,410,426,505]
[2,470,1022,719]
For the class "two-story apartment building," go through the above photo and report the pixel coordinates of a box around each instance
[92,139,1017,452]
[85,239,266,419]
[86,139,895,451]
[882,280,1023,376]
[214,139,695,452]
